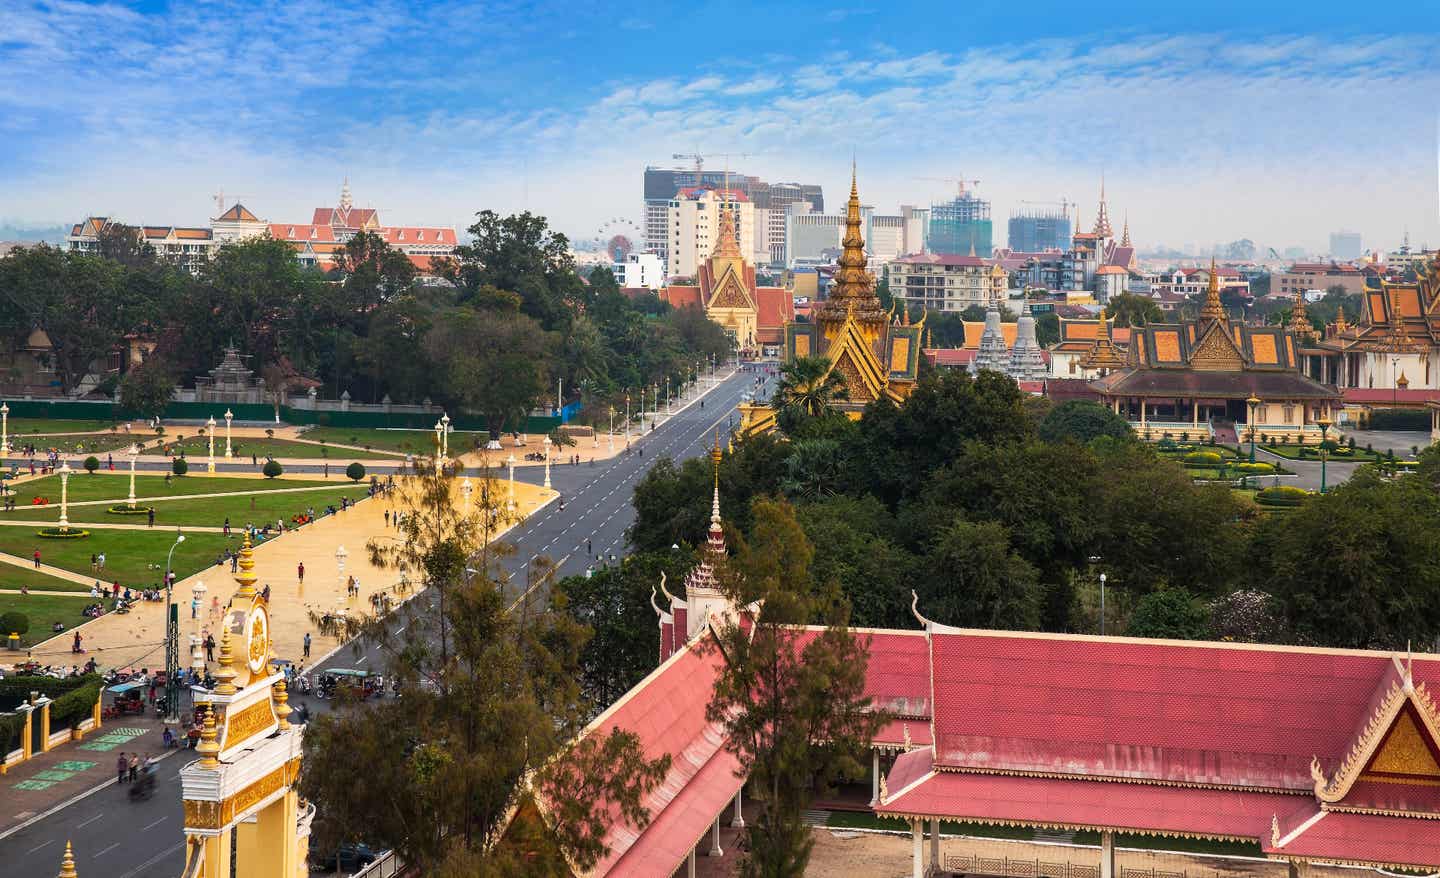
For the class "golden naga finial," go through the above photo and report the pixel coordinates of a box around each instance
[916,306,928,329]
[877,773,889,805]
[234,532,257,597]
[213,626,238,696]
[197,704,221,768]
[58,840,78,878]
[1200,255,1225,323]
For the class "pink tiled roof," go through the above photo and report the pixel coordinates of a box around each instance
[756,286,793,331]
[1344,388,1440,404]
[926,629,1439,791]
[662,286,703,309]
[893,253,989,267]
[1266,809,1440,868]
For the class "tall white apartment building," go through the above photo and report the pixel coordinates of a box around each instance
[784,208,844,267]
[666,188,754,279]
[866,214,905,267]
[900,205,929,255]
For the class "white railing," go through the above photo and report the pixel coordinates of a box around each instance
[353,851,403,878]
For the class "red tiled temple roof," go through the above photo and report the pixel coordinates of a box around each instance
[1265,810,1440,869]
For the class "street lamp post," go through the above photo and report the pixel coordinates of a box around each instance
[441,413,451,459]
[1393,357,1400,407]
[461,477,473,514]
[624,393,631,441]
[223,409,233,458]
[506,453,517,510]
[1,401,9,457]
[58,462,72,530]
[335,544,348,599]
[1098,572,1107,636]
[206,415,217,473]
[1317,415,1333,494]
[127,443,139,508]
[1246,395,1261,491]
[164,531,187,724]
[542,435,552,489]
[665,376,671,413]
[434,419,444,463]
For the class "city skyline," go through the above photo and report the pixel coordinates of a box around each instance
[2,1,1437,253]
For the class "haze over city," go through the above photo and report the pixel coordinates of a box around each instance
[3,0,1437,252]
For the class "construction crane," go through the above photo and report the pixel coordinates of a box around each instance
[213,189,255,215]
[671,152,756,177]
[915,176,981,197]
[1018,198,1072,216]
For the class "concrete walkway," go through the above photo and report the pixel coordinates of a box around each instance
[0,552,96,586]
[21,479,556,670]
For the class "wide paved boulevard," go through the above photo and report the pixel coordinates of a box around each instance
[0,366,772,877]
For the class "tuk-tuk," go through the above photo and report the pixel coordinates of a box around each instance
[106,679,147,717]
[319,668,382,700]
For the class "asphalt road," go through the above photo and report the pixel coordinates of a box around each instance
[0,366,774,877]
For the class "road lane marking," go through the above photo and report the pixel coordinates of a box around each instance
[143,816,167,831]
[77,813,104,829]
[29,840,54,854]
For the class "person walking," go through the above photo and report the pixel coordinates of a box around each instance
[190,596,198,619]
[223,517,230,536]
[297,561,304,584]
[128,753,139,783]
[303,632,311,659]
[204,633,215,663]
[32,548,40,569]
[117,753,128,785]
[147,508,154,527]
[97,552,106,572]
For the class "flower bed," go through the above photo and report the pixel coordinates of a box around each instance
[1181,451,1224,467]
[37,527,90,539]
[106,504,154,515]
[1229,462,1275,475]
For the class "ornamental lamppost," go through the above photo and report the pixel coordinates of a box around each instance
[542,435,552,489]
[191,580,207,649]
[1317,414,1333,494]
[163,531,186,724]
[665,376,671,413]
[58,462,72,530]
[127,443,139,508]
[206,415,217,473]
[461,477,473,514]
[1098,572,1108,636]
[434,418,444,462]
[1246,395,1261,491]
[223,409,233,458]
[607,406,615,454]
[440,412,451,459]
[1,401,10,456]
[624,393,631,441]
[335,544,348,597]
[506,453,517,510]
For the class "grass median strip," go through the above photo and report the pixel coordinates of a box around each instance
[0,529,234,587]
[0,486,371,528]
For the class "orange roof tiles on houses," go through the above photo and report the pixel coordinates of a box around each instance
[214,203,262,223]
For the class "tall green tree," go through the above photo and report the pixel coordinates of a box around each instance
[425,305,549,435]
[923,516,1043,629]
[707,499,882,877]
[449,210,581,330]
[1105,292,1162,327]
[773,355,847,429]
[302,458,669,874]
[119,356,176,420]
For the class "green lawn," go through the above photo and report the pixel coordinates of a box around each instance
[5,419,123,435]
[0,593,96,646]
[144,437,401,460]
[7,474,324,505]
[0,486,370,528]
[1261,443,1379,462]
[0,528,234,588]
[300,426,490,455]
[0,564,92,593]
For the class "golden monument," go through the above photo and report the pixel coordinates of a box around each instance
[179,533,310,878]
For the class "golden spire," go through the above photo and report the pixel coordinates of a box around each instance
[710,430,722,526]
[1289,289,1314,341]
[213,625,238,696]
[196,704,220,768]
[57,840,78,878]
[816,162,885,326]
[1120,215,1131,248]
[1200,256,1225,323]
[234,532,257,597]
[1081,308,1127,372]
[711,190,742,260]
[1389,290,1419,352]
[1335,305,1348,333]
[1092,175,1113,239]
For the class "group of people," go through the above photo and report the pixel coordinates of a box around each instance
[115,752,157,785]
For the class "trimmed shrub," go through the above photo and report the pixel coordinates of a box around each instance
[38,527,90,538]
[1182,451,1224,467]
[49,677,102,730]
[1366,408,1429,431]
[83,456,99,474]
[1230,462,1275,475]
[1255,486,1311,507]
[345,462,365,482]
[0,611,29,636]
[172,457,188,476]
[263,460,283,479]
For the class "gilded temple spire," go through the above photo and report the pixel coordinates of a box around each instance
[1389,290,1419,353]
[1081,308,1127,372]
[1289,289,1314,341]
[1120,214,1131,248]
[1335,305,1348,333]
[1200,255,1225,323]
[712,190,742,260]
[815,163,886,326]
[1092,175,1113,239]
[57,840,78,878]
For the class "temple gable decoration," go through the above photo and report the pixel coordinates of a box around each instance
[1313,654,1440,813]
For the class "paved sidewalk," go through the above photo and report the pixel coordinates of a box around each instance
[0,712,174,837]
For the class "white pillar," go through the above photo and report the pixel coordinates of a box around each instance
[871,750,881,804]
[929,817,939,869]
[688,847,697,878]
[1100,830,1115,878]
[912,820,923,878]
[709,819,723,857]
[731,789,745,828]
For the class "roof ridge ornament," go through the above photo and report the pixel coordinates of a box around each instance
[658,571,675,604]
[909,590,930,628]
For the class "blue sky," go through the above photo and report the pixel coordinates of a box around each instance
[2,0,1438,253]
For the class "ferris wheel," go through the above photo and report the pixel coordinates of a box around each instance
[594,217,641,262]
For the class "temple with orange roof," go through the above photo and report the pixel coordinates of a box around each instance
[660,196,793,358]
[1090,259,1339,439]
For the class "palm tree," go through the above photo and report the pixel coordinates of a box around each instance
[774,356,847,419]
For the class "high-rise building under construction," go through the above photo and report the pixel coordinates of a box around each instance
[1008,207,1072,252]
[927,187,992,256]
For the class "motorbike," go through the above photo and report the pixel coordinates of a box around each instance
[128,770,157,801]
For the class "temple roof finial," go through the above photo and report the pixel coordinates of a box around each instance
[1092,174,1113,239]
[1200,255,1225,323]
[1120,214,1131,248]
[58,840,78,878]
[339,177,352,212]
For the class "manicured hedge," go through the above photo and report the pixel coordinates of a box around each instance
[1366,409,1429,431]
[1230,462,1275,475]
[1182,451,1224,466]
[1256,486,1311,507]
[49,677,102,730]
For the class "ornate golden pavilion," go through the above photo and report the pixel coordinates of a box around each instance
[737,167,921,434]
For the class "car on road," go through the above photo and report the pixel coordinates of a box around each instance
[308,841,380,874]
